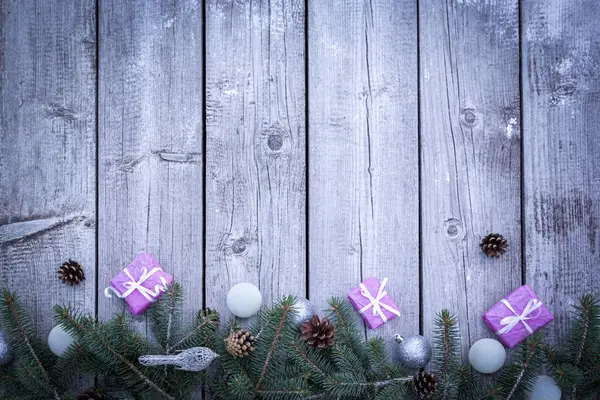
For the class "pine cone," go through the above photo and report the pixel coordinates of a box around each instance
[480,233,508,257]
[413,370,438,399]
[225,329,255,357]
[75,389,104,400]
[57,259,85,285]
[300,315,335,349]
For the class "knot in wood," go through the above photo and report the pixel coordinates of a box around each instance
[550,83,576,105]
[261,125,288,156]
[461,109,478,126]
[444,218,464,240]
[267,134,283,151]
[231,238,247,255]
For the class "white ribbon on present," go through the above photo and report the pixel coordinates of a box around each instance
[496,298,543,335]
[358,278,401,323]
[104,267,169,303]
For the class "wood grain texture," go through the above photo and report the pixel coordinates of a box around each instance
[98,0,204,327]
[205,0,306,320]
[523,0,600,342]
[0,0,96,335]
[308,0,419,343]
[420,0,521,354]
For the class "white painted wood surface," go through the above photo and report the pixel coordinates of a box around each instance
[523,0,600,342]
[205,0,306,321]
[308,0,420,344]
[0,0,97,336]
[98,0,204,326]
[419,0,522,355]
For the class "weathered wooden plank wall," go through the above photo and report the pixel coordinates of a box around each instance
[205,0,306,320]
[0,0,599,377]
[98,0,204,326]
[420,0,522,354]
[308,0,419,343]
[0,0,97,334]
[523,0,600,342]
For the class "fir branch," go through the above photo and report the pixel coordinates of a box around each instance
[53,305,88,335]
[331,344,365,373]
[327,297,368,367]
[256,297,294,390]
[367,337,407,379]
[433,309,460,375]
[570,294,599,399]
[328,298,358,350]
[498,333,545,400]
[169,309,219,351]
[371,376,413,387]
[256,377,312,398]
[291,341,330,386]
[77,315,174,400]
[1,289,61,400]
[505,369,525,400]
[150,283,182,354]
[573,296,595,364]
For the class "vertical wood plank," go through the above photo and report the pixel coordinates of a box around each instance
[523,0,600,342]
[308,0,419,343]
[205,0,306,318]
[98,1,204,325]
[420,0,521,354]
[0,0,96,336]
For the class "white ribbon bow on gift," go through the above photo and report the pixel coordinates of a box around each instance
[358,278,401,323]
[104,267,169,302]
[497,298,543,335]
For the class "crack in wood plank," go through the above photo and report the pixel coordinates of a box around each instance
[0,215,88,244]
[156,151,202,163]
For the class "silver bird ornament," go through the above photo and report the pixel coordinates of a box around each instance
[138,347,219,371]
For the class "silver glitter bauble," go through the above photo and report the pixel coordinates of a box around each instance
[139,347,219,371]
[291,297,315,328]
[394,334,432,369]
[0,330,14,366]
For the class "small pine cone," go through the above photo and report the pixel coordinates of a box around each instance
[76,389,104,400]
[300,315,335,349]
[413,370,438,399]
[225,329,255,357]
[57,259,85,285]
[480,233,508,257]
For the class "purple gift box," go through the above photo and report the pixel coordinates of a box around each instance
[104,253,172,315]
[483,285,553,348]
[348,277,400,329]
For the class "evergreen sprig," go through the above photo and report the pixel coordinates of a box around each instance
[496,333,545,400]
[432,309,461,399]
[0,289,62,400]
[545,294,600,399]
[1,286,599,399]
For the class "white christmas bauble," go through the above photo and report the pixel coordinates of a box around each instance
[48,325,75,357]
[468,338,506,374]
[528,375,561,400]
[226,282,262,318]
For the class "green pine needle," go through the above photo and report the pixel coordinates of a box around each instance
[2,285,599,400]
[496,332,545,400]
[0,289,62,399]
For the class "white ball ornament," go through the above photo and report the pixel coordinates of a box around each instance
[528,375,561,400]
[48,325,75,357]
[227,282,262,318]
[468,338,506,374]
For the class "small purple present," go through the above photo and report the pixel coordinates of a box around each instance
[483,285,553,348]
[104,253,172,315]
[348,277,400,329]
